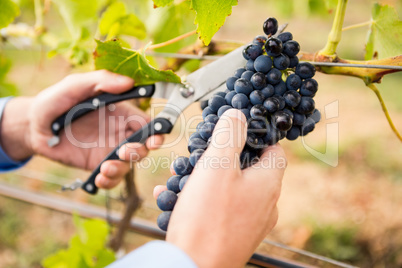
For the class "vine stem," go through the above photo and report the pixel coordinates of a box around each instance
[367,83,402,142]
[147,30,197,50]
[342,20,371,31]
[319,0,348,57]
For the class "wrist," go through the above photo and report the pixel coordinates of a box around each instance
[0,97,34,161]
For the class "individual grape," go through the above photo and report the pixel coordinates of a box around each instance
[241,70,255,81]
[286,126,300,141]
[266,68,282,85]
[246,132,259,148]
[157,211,172,231]
[273,54,290,70]
[240,149,259,168]
[264,125,280,145]
[293,112,306,126]
[300,117,315,136]
[204,114,219,124]
[217,105,232,117]
[248,119,268,137]
[272,111,293,131]
[289,56,299,68]
[173,156,193,175]
[226,76,238,91]
[208,95,226,113]
[200,100,209,110]
[196,121,204,131]
[243,44,263,60]
[261,85,275,98]
[263,17,278,35]
[250,72,267,90]
[273,95,286,110]
[188,137,207,152]
[254,55,273,73]
[279,130,287,140]
[265,37,283,57]
[234,78,254,95]
[263,97,280,114]
[310,109,321,123]
[249,90,265,105]
[283,40,300,57]
[286,73,302,91]
[295,96,315,114]
[166,175,181,194]
[179,175,190,190]
[231,93,249,109]
[246,59,256,72]
[250,104,267,119]
[295,62,316,79]
[157,190,178,211]
[274,80,287,96]
[283,90,301,108]
[189,149,205,166]
[283,108,294,119]
[225,91,237,106]
[199,122,216,140]
[253,35,267,47]
[240,108,251,119]
[202,106,214,119]
[215,91,226,98]
[300,78,318,96]
[277,32,293,43]
[189,131,202,141]
[234,67,246,78]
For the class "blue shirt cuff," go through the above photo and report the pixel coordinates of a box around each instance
[107,241,198,268]
[0,97,32,172]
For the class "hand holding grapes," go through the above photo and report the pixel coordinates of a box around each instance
[153,109,287,268]
[0,70,163,189]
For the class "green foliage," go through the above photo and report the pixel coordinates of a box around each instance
[365,4,402,60]
[0,54,18,97]
[305,224,363,262]
[42,216,115,268]
[153,0,174,8]
[94,39,181,85]
[99,1,146,40]
[150,1,197,53]
[189,0,238,45]
[0,0,20,29]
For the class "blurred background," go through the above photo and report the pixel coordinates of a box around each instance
[0,0,401,267]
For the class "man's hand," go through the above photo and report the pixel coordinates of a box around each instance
[0,70,163,189]
[153,109,286,268]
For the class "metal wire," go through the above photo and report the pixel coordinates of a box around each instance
[145,51,402,70]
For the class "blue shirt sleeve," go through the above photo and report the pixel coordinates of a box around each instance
[0,97,32,172]
[107,241,198,268]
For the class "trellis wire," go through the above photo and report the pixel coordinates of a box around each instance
[1,168,357,268]
[145,51,402,70]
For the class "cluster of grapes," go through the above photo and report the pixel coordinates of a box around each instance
[156,17,321,231]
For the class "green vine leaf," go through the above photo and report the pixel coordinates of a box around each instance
[0,54,18,97]
[99,1,146,40]
[0,0,20,29]
[190,0,238,45]
[153,0,174,8]
[94,40,181,85]
[365,3,402,60]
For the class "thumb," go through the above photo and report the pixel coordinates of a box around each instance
[202,109,248,166]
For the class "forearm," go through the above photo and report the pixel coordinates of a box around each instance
[0,97,34,161]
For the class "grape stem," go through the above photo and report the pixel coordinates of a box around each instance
[319,0,348,57]
[148,30,197,50]
[342,21,372,32]
[367,84,402,142]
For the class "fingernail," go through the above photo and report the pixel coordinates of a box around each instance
[223,109,247,125]
[115,74,134,84]
[107,164,118,176]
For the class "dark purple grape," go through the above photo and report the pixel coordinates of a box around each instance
[189,149,205,166]
[300,117,315,136]
[157,190,178,211]
[241,70,254,81]
[234,67,246,78]
[253,35,267,47]
[266,68,282,85]
[234,78,254,95]
[260,85,275,98]
[231,93,249,109]
[283,108,294,119]
[273,95,286,109]
[265,37,283,57]
[273,54,290,70]
[264,125,280,145]
[243,44,263,60]
[202,106,214,119]
[250,104,267,119]
[189,131,202,141]
[240,108,251,119]
[248,119,268,137]
[283,40,300,57]
[179,175,190,190]
[204,114,219,124]
[286,73,302,91]
[249,90,265,105]
[167,175,181,193]
[246,59,256,72]
[157,211,172,231]
[295,62,316,79]
[254,55,272,73]
[289,56,299,68]
[200,100,208,110]
[208,95,226,113]
[283,90,301,108]
[225,91,237,105]
[273,111,293,131]
[293,112,306,126]
[286,126,300,141]
[263,97,280,113]
[250,72,267,90]
[300,78,318,96]
[274,80,287,96]
[296,96,315,114]
[246,132,259,148]
[173,156,193,175]
[217,105,232,117]
[277,32,293,43]
[310,109,321,123]
[199,122,216,140]
[263,17,278,36]
[188,137,207,152]
[226,76,238,91]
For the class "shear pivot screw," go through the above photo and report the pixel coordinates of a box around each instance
[92,98,100,107]
[139,87,147,96]
[154,122,162,131]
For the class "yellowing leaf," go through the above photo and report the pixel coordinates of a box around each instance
[0,0,20,29]
[153,0,174,8]
[190,0,238,45]
[94,40,181,85]
[365,4,402,60]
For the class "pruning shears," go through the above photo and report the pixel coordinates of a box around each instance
[49,45,246,195]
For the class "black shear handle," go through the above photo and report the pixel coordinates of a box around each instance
[81,117,174,194]
[51,85,155,136]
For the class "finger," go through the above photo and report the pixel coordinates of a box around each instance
[146,135,164,150]
[118,102,150,132]
[202,109,247,168]
[153,185,168,199]
[95,174,122,189]
[118,143,149,161]
[100,160,131,179]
